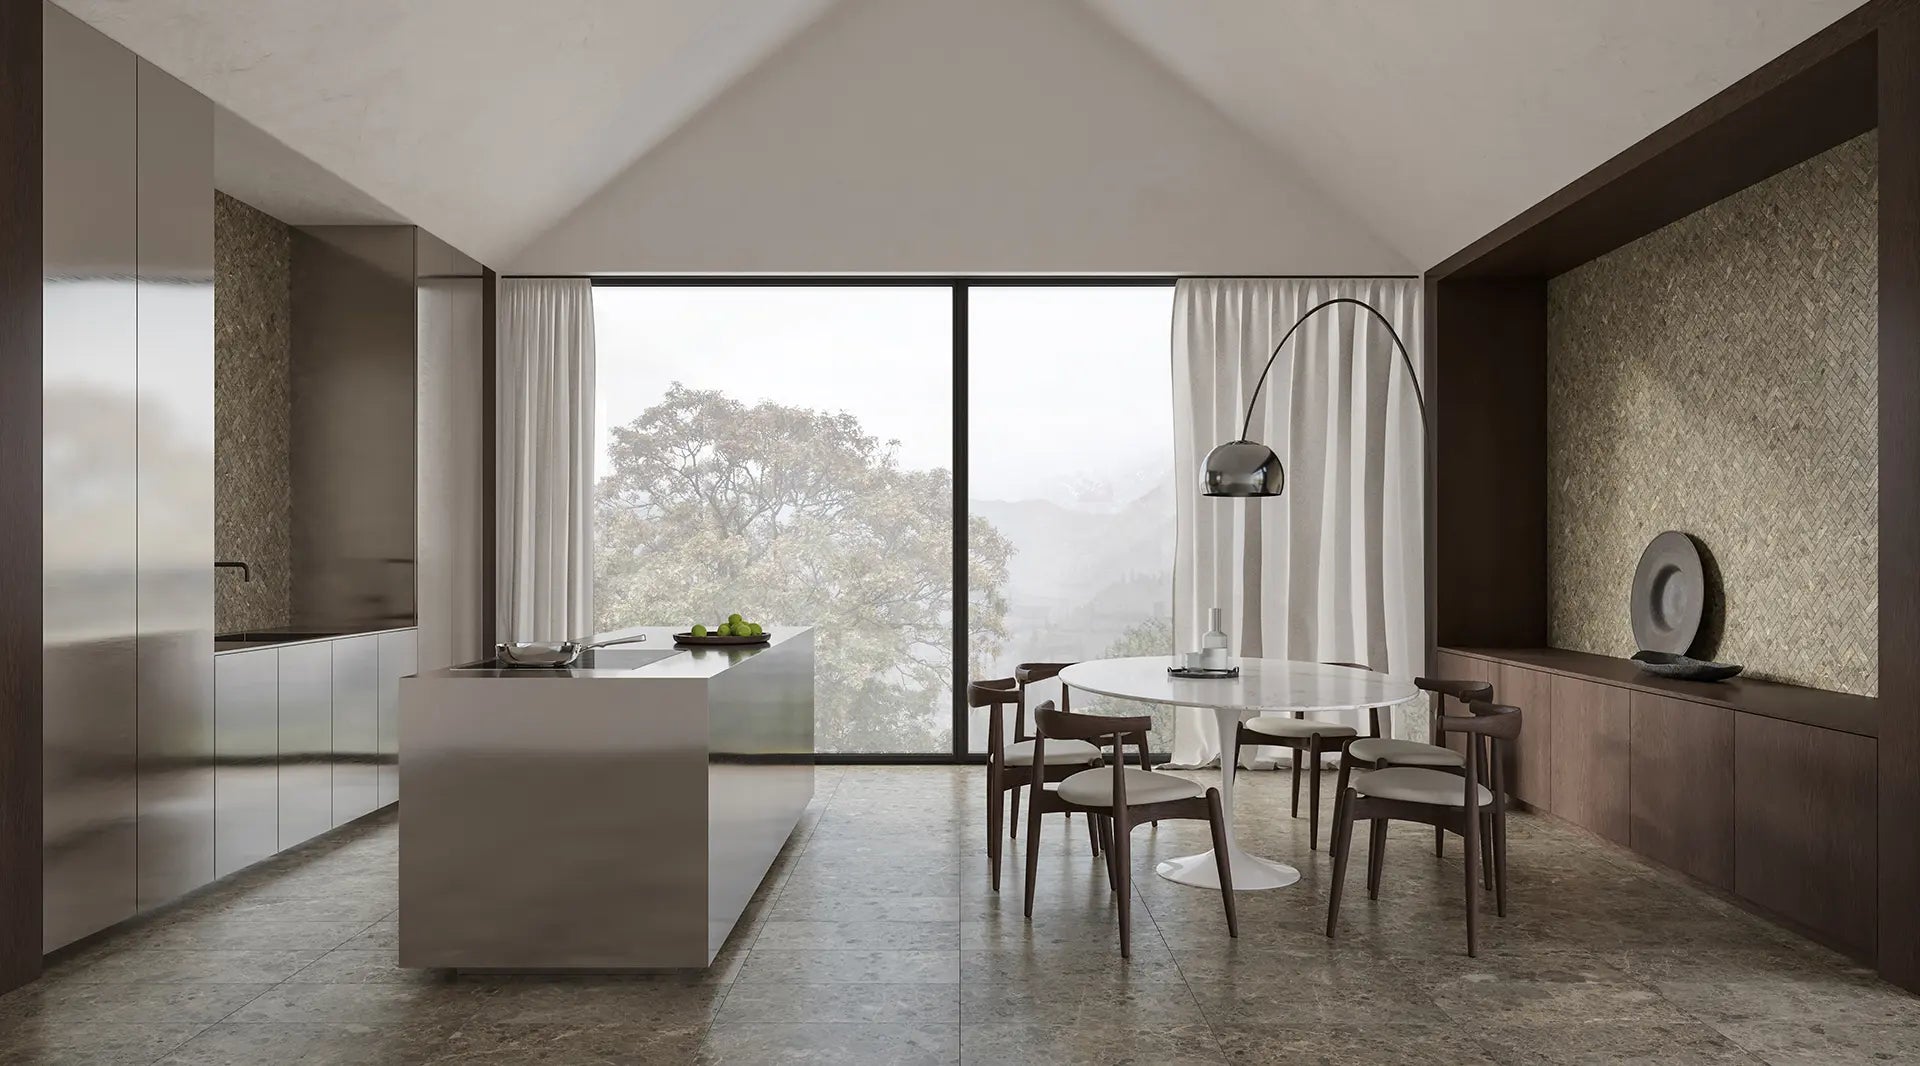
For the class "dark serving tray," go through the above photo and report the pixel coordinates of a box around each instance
[673,632,771,646]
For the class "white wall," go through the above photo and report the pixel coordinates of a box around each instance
[509,0,1408,275]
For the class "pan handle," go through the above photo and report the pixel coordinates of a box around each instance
[581,633,649,651]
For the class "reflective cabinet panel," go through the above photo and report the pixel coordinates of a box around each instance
[42,5,139,952]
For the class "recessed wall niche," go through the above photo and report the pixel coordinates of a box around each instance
[1546,130,1878,696]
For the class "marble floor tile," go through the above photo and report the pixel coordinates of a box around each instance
[702,1021,959,1064]
[5,765,1918,1065]
[961,1020,1225,1064]
[735,948,960,984]
[0,1021,210,1066]
[1710,1020,1920,1065]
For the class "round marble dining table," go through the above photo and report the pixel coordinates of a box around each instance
[1058,657,1420,891]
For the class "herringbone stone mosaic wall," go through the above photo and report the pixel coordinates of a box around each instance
[1547,131,1877,696]
[214,192,293,633]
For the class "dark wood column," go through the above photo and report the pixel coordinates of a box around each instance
[1878,0,1920,991]
[0,0,45,996]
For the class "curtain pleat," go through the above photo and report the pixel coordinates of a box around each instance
[1170,278,1425,769]
[497,278,597,643]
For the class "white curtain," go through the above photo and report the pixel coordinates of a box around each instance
[1169,278,1425,769]
[497,278,597,643]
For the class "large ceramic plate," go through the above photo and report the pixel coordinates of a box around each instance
[673,632,770,646]
[1630,530,1705,654]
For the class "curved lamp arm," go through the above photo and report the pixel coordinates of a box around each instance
[1238,296,1427,440]
[1202,296,1425,498]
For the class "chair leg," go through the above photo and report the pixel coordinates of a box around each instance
[1097,815,1116,891]
[1366,818,1387,900]
[1435,824,1445,858]
[1333,752,1354,842]
[1463,809,1482,957]
[1113,804,1133,959]
[1493,805,1510,918]
[1290,746,1302,817]
[1326,790,1356,939]
[1308,735,1323,851]
[1206,789,1238,939]
[986,770,1003,892]
[1009,785,1022,840]
[1087,811,1100,857]
[1480,809,1495,891]
[1022,787,1044,919]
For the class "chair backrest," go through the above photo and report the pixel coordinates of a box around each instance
[1415,675,1495,747]
[1033,701,1151,743]
[968,677,1018,760]
[1015,661,1078,740]
[967,677,1017,708]
[1439,701,1522,802]
[1031,700,1154,809]
[1323,661,1383,735]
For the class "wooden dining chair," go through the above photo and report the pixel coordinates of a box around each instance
[969,677,1103,892]
[1233,661,1377,850]
[1022,701,1237,958]
[1326,700,1521,956]
[1334,676,1496,875]
[1011,662,1153,839]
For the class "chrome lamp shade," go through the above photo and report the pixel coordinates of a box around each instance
[1201,440,1285,498]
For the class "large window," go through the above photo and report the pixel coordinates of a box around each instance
[965,286,1177,752]
[591,281,1174,756]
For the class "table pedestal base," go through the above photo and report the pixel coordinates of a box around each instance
[1156,847,1301,890]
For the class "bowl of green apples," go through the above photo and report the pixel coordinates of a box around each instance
[674,614,771,646]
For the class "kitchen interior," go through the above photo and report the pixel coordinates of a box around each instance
[42,4,487,954]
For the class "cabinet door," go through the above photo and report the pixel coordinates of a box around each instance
[1630,692,1734,889]
[331,635,380,826]
[278,641,333,848]
[1734,714,1876,955]
[1494,664,1554,810]
[378,629,417,807]
[1548,675,1630,844]
[214,649,279,877]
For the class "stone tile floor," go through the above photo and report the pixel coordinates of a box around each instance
[4,765,1918,1064]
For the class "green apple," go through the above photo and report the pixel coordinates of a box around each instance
[691,624,708,637]
[749,623,763,636]
[728,612,744,625]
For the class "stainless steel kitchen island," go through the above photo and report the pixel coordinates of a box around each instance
[397,626,813,970]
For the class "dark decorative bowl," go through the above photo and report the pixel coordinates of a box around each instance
[1631,650,1743,682]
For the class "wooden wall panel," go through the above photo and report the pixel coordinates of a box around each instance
[1630,692,1735,890]
[1549,675,1630,844]
[0,0,43,997]
[1879,0,1920,988]
[1430,279,1548,649]
[1737,713,1877,956]
[1495,664,1554,810]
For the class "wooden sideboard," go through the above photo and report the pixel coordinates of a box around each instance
[1440,647,1878,959]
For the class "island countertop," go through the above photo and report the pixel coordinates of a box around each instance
[417,625,811,680]
[398,624,815,971]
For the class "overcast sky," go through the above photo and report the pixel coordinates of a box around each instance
[593,284,1174,502]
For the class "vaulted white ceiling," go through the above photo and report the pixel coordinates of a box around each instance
[57,0,1868,271]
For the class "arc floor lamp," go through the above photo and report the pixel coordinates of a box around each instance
[1201,297,1427,497]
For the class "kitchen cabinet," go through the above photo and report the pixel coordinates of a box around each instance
[332,634,380,826]
[214,647,279,878]
[1735,713,1876,955]
[277,640,333,849]
[1494,663,1554,808]
[1548,674,1630,844]
[378,629,417,806]
[1630,691,1734,890]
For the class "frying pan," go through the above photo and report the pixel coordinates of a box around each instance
[493,633,650,668]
